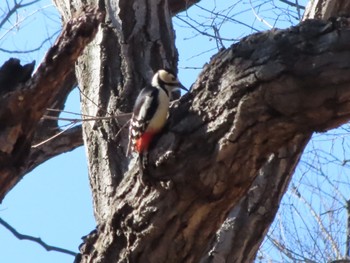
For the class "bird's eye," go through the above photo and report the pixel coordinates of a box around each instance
[171,77,176,81]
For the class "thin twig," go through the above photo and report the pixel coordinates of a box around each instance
[115,119,130,140]
[47,108,111,119]
[179,66,203,70]
[279,0,305,10]
[194,4,259,32]
[249,0,273,29]
[267,235,317,262]
[0,0,41,28]
[34,112,131,148]
[0,4,53,41]
[176,16,238,42]
[43,112,131,122]
[0,31,59,54]
[291,186,341,259]
[77,86,113,117]
[31,122,77,148]
[0,217,77,256]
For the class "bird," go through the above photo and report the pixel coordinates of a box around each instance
[127,69,187,174]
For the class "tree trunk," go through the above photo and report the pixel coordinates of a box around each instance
[54,0,180,224]
[51,0,350,262]
[303,0,350,20]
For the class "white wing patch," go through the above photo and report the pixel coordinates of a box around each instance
[137,95,153,121]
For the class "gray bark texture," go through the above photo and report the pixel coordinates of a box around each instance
[200,1,350,262]
[56,0,350,261]
[1,0,349,262]
[303,0,350,20]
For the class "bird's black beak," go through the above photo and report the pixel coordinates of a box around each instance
[178,82,188,92]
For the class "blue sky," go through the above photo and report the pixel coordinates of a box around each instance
[2,1,338,262]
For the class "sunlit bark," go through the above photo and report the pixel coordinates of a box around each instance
[53,1,350,261]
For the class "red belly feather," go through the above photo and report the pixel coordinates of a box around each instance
[135,132,156,153]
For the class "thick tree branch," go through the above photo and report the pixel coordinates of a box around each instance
[0,7,104,202]
[168,0,200,15]
[200,1,350,260]
[27,125,83,174]
[76,17,350,262]
[200,135,310,262]
[0,58,35,95]
[33,70,77,142]
[24,69,83,175]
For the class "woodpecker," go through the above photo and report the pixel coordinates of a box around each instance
[127,69,187,169]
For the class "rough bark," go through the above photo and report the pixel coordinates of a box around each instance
[303,0,350,20]
[200,2,350,262]
[29,70,82,172]
[29,125,83,172]
[0,7,104,201]
[0,0,346,261]
[70,8,350,262]
[168,0,200,14]
[53,0,180,224]
[45,0,350,262]
[200,135,310,262]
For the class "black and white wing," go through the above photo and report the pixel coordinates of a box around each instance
[126,86,159,156]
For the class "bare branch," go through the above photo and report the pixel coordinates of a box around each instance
[267,235,317,262]
[27,125,83,173]
[249,0,273,28]
[0,217,77,256]
[175,16,238,42]
[0,0,42,28]
[42,113,131,123]
[194,4,259,32]
[0,4,53,41]
[0,6,105,201]
[291,186,341,259]
[279,0,305,10]
[0,30,59,54]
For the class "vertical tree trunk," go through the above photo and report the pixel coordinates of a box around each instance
[54,0,179,223]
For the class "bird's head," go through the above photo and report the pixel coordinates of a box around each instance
[152,69,188,93]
